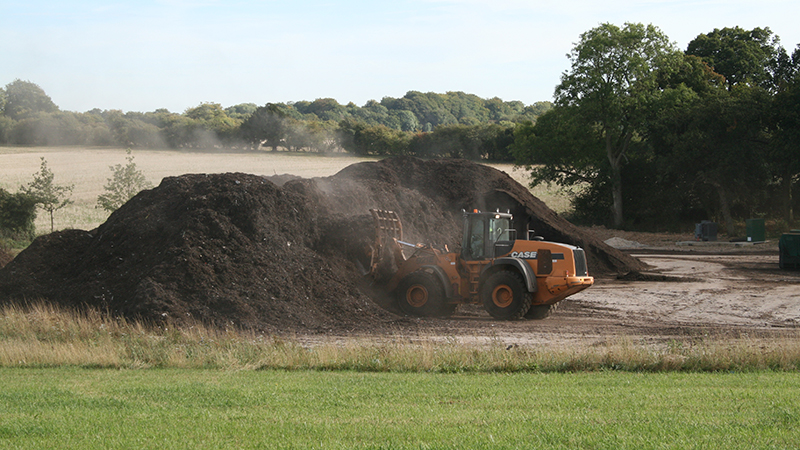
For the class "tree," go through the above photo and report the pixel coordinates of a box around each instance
[184,102,240,147]
[511,107,618,225]
[521,22,679,227]
[97,150,153,212]
[391,110,420,132]
[770,46,800,222]
[511,107,606,190]
[409,123,514,160]
[9,111,88,146]
[21,158,73,233]
[647,72,772,235]
[684,28,791,230]
[102,110,164,148]
[0,87,6,115]
[338,120,410,156]
[284,119,339,152]
[240,104,290,151]
[293,98,350,122]
[224,103,258,120]
[0,115,13,144]
[2,79,58,120]
[686,27,781,90]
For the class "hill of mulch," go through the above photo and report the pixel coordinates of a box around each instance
[0,157,643,332]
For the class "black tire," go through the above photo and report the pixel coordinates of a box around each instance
[525,303,557,320]
[396,270,454,317]
[481,271,531,320]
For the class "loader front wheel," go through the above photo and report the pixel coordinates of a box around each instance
[525,303,557,320]
[396,271,454,317]
[481,271,531,320]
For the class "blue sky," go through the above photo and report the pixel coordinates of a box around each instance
[2,0,799,113]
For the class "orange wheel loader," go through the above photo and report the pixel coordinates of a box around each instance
[365,209,594,320]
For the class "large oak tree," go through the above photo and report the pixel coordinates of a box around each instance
[515,23,679,228]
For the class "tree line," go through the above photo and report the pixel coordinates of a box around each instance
[0,84,550,161]
[512,24,800,233]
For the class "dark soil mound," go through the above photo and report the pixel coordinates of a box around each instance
[292,157,644,275]
[0,157,643,331]
[0,173,396,332]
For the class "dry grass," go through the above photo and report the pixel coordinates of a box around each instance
[2,302,799,372]
[0,146,572,235]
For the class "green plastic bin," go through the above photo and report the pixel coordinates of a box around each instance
[779,230,800,270]
[746,218,765,243]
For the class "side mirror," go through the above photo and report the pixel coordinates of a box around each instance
[528,230,544,241]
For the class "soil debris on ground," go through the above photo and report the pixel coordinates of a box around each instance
[0,157,642,333]
[615,270,698,282]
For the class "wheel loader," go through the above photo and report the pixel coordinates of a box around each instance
[365,209,593,320]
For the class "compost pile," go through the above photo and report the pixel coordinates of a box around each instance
[0,157,643,332]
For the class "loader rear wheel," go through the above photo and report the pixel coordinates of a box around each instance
[525,303,557,320]
[481,271,531,320]
[396,271,454,317]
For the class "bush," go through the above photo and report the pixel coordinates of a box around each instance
[0,188,37,241]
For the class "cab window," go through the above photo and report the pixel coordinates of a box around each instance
[489,217,511,242]
[468,217,485,259]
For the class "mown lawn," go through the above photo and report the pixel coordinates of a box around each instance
[1,368,798,449]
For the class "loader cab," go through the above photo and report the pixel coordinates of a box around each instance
[462,210,515,260]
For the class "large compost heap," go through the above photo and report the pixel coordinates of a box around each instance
[0,157,644,332]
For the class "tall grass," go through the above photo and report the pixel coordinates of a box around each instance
[2,302,798,372]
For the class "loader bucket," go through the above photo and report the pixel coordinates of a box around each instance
[365,209,405,282]
[371,209,403,242]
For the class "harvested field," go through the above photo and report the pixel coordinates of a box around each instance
[0,157,640,333]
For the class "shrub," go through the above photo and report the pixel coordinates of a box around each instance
[97,149,153,212]
[20,157,74,233]
[0,188,37,241]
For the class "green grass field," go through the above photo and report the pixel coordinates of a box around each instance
[2,368,798,449]
[2,304,800,449]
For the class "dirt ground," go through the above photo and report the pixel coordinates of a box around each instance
[304,230,800,348]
